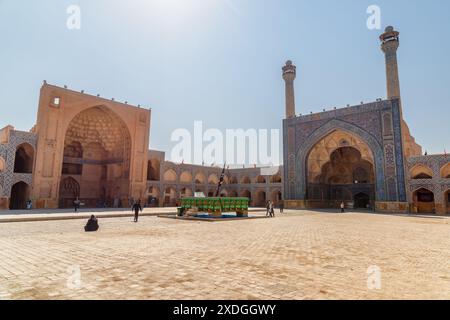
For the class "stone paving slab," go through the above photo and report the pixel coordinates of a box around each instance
[0,210,449,300]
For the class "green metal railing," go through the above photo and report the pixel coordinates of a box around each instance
[180,197,250,215]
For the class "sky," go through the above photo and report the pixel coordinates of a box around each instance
[0,0,449,164]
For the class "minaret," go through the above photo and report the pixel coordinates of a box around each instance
[282,60,297,119]
[380,26,401,101]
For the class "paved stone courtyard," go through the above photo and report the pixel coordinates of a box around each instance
[0,210,450,300]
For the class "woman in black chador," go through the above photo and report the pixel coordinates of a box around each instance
[84,215,99,232]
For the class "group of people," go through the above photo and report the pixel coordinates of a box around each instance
[266,200,284,217]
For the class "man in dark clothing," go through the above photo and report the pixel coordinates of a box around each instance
[266,201,271,217]
[74,198,81,213]
[132,201,143,223]
[279,201,284,214]
[84,215,99,232]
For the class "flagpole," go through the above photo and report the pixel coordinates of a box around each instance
[215,164,226,197]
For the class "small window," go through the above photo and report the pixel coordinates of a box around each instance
[52,97,61,106]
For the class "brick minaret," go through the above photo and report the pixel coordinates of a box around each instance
[282,60,297,119]
[380,26,401,101]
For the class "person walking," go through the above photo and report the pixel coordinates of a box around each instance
[340,201,345,213]
[279,201,284,214]
[132,200,143,223]
[266,200,271,217]
[269,201,275,218]
[74,197,81,213]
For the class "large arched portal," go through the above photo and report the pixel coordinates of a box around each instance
[60,106,132,208]
[306,131,376,209]
[9,182,30,210]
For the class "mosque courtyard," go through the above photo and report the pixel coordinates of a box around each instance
[0,209,449,300]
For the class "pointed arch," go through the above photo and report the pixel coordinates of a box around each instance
[14,143,34,174]
[296,119,386,201]
[255,176,266,184]
[163,169,177,182]
[59,177,80,208]
[208,174,219,185]
[229,176,238,184]
[61,106,132,206]
[180,171,193,184]
[440,163,450,179]
[270,174,282,183]
[412,188,435,214]
[410,164,433,179]
[194,172,206,184]
[9,181,30,210]
[241,176,251,184]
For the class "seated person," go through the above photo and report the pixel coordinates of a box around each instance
[84,215,99,232]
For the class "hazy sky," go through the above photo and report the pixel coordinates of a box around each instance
[1,0,449,163]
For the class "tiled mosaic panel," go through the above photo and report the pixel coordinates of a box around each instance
[0,130,37,197]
